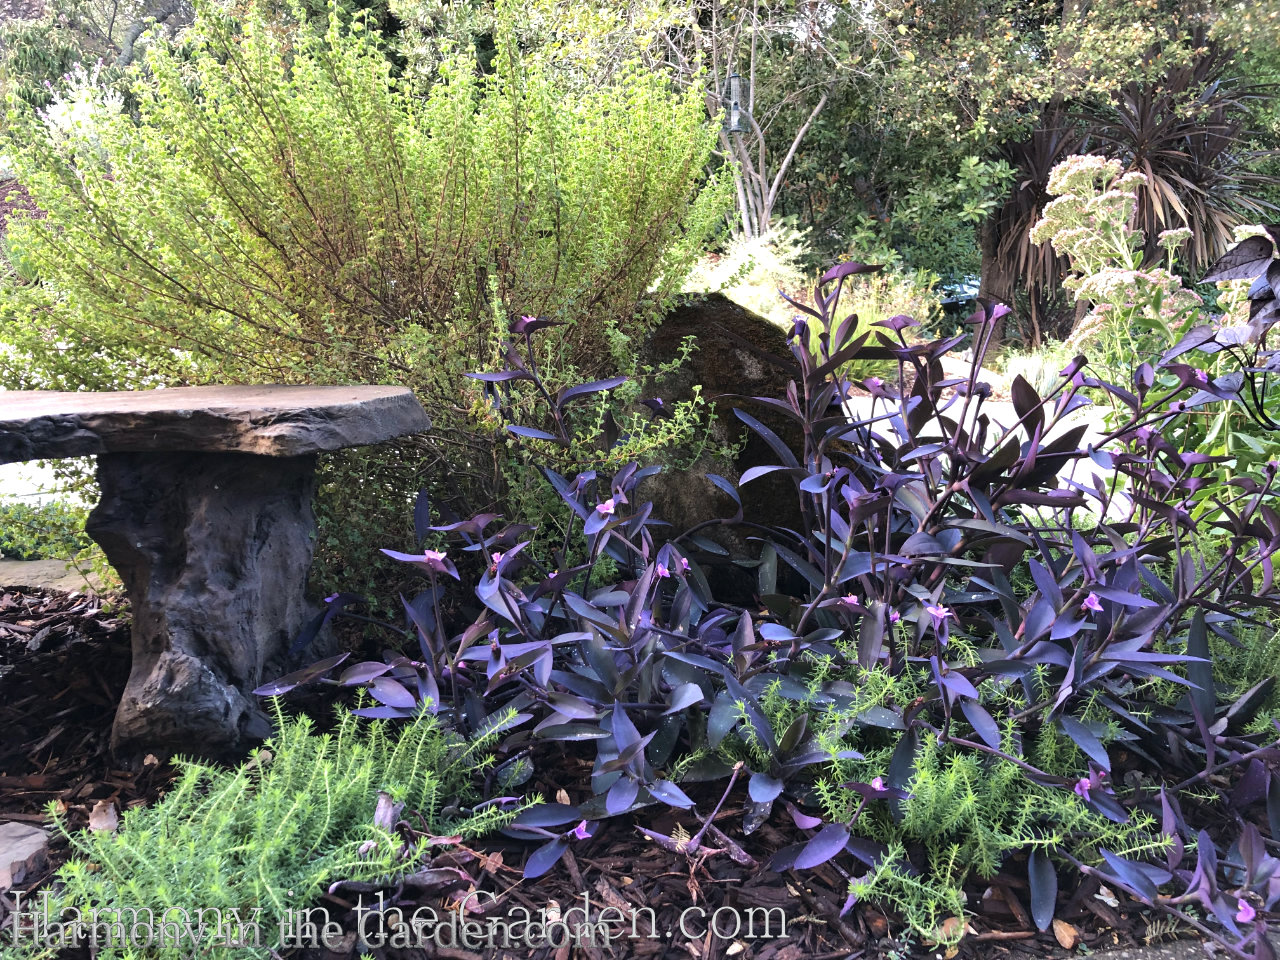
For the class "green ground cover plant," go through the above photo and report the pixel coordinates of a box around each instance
[12,702,523,959]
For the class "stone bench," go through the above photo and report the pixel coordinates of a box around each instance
[0,385,430,758]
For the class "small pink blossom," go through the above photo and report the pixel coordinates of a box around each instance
[572,820,591,841]
[490,551,504,567]
[424,548,447,563]
[656,563,671,579]
[871,777,885,791]
[1236,899,1257,924]
[839,594,859,608]
[1073,777,1092,801]
[679,557,690,572]
[595,498,616,516]
[925,603,953,625]
[888,609,901,624]
[1082,592,1103,613]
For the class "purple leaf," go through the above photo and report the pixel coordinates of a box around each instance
[507,425,560,441]
[606,776,639,815]
[558,377,628,406]
[961,700,1002,749]
[339,661,395,686]
[1201,235,1274,283]
[664,682,707,714]
[821,260,883,283]
[513,804,583,828]
[1058,715,1110,771]
[253,653,350,696]
[648,780,694,808]
[787,802,824,830]
[465,370,533,383]
[351,705,415,719]
[749,773,784,804]
[1028,849,1057,932]
[794,822,850,869]
[368,676,417,708]
[524,837,569,879]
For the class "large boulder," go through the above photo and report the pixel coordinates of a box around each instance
[640,294,805,596]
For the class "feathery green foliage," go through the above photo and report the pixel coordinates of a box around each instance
[0,0,730,594]
[22,702,522,959]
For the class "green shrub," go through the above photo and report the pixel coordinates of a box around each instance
[16,702,523,959]
[0,498,90,561]
[0,0,730,594]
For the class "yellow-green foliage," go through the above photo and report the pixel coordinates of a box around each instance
[0,0,730,592]
[683,226,813,326]
[18,702,523,960]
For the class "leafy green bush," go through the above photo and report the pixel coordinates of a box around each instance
[0,498,90,561]
[0,0,730,593]
[20,702,523,959]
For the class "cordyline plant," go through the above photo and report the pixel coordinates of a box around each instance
[264,257,1280,954]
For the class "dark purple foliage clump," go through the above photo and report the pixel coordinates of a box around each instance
[263,253,1280,957]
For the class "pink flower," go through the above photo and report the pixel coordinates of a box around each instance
[679,557,690,572]
[595,498,616,516]
[888,610,901,624]
[840,594,859,608]
[871,777,885,791]
[572,820,591,841]
[656,563,671,579]
[1073,777,1091,801]
[490,551,504,568]
[925,604,953,625]
[1082,592,1103,613]
[380,546,460,580]
[1236,899,1257,924]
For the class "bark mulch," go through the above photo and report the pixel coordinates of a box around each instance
[0,586,1177,959]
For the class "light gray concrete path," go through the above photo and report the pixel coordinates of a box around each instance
[0,557,103,593]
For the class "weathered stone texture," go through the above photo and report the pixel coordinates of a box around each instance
[0,384,431,463]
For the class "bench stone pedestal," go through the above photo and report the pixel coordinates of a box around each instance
[0,386,431,758]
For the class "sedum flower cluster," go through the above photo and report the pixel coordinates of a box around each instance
[1030,156,1201,354]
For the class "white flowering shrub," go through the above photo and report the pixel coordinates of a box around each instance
[1030,155,1202,370]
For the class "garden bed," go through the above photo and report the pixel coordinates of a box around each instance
[0,587,1269,960]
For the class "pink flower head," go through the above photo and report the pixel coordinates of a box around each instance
[490,551,504,568]
[1236,899,1257,924]
[871,777,885,791]
[1193,368,1209,385]
[679,556,690,572]
[424,548,447,563]
[925,603,953,625]
[656,562,671,579]
[888,609,901,624]
[595,498,616,516]
[572,820,591,841]
[840,594,859,608]
[1082,592,1104,613]
[1073,777,1092,801]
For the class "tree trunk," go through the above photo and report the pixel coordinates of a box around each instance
[978,216,1016,348]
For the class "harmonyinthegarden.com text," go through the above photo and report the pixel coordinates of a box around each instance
[8,891,790,950]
